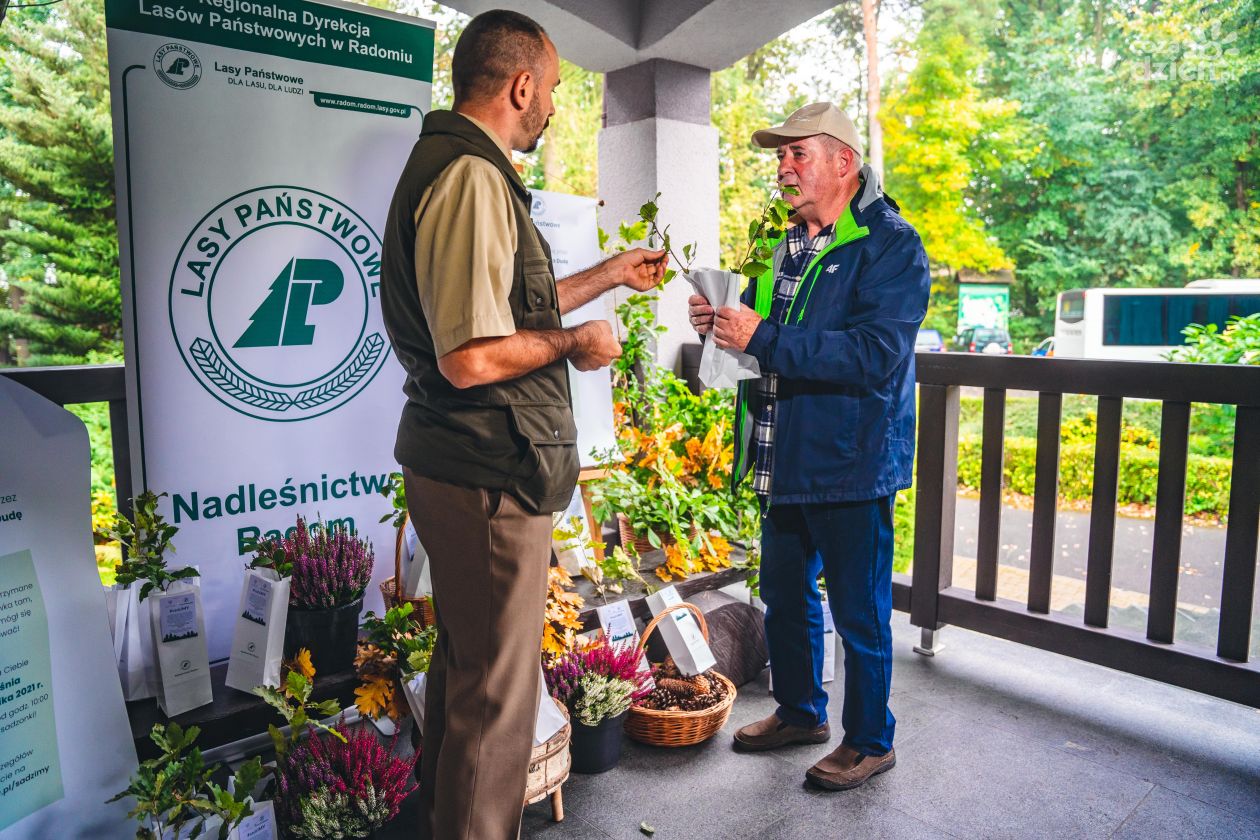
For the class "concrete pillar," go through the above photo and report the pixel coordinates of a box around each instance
[598,59,718,374]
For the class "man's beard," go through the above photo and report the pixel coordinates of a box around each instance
[522,95,549,153]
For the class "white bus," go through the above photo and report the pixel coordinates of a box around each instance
[1052,280,1260,361]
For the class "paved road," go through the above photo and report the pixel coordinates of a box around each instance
[952,495,1231,608]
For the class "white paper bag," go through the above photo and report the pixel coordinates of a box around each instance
[685,268,762,388]
[150,578,213,716]
[112,581,159,700]
[402,519,432,599]
[225,569,291,693]
[595,600,654,690]
[402,672,427,735]
[644,586,717,676]
[552,487,598,576]
[534,667,568,746]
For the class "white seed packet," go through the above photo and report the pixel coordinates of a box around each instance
[225,568,291,693]
[232,800,278,840]
[402,518,432,599]
[534,668,568,746]
[112,581,159,700]
[595,600,654,690]
[821,594,837,685]
[150,578,213,716]
[402,672,427,735]
[644,585,716,676]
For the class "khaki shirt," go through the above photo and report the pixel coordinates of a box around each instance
[413,114,518,357]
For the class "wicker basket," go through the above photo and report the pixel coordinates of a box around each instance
[378,512,436,627]
[625,602,736,747]
[411,697,571,821]
[524,701,571,820]
[616,514,699,556]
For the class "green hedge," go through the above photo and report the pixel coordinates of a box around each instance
[956,435,1232,519]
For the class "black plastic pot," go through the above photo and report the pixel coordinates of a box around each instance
[568,710,626,774]
[283,598,362,675]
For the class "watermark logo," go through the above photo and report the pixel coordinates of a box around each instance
[154,43,202,90]
[1135,23,1240,84]
[169,186,390,422]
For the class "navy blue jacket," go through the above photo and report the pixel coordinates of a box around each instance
[734,177,931,504]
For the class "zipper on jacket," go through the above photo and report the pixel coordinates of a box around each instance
[786,211,870,324]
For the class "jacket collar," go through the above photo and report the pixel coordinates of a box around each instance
[420,110,531,204]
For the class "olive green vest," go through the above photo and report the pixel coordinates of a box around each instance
[381,111,578,514]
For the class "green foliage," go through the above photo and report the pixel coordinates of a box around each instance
[376,471,407,530]
[108,723,263,840]
[360,603,437,678]
[104,491,198,601]
[955,434,1232,519]
[288,784,388,840]
[0,0,121,365]
[253,666,344,763]
[1167,314,1260,365]
[589,292,758,578]
[883,0,1024,275]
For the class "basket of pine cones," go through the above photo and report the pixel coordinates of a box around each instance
[625,602,736,747]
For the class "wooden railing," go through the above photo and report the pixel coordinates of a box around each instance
[902,353,1260,708]
[6,354,1260,707]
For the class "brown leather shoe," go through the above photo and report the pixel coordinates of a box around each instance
[733,713,831,752]
[805,744,896,791]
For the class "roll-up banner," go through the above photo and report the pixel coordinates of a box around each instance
[105,0,434,659]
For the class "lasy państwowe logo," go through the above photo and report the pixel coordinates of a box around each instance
[169,186,389,422]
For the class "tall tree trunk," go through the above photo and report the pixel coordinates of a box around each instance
[862,0,883,179]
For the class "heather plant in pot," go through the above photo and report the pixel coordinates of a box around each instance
[253,516,373,675]
[276,718,417,839]
[544,639,653,773]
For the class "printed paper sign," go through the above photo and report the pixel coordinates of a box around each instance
[0,376,138,837]
[159,593,199,643]
[0,550,63,831]
[242,576,272,626]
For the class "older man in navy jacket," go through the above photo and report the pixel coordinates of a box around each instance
[690,102,930,791]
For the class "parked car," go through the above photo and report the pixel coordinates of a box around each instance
[955,327,1013,354]
[915,328,945,352]
[1031,337,1056,357]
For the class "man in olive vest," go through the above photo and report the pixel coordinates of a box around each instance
[380,10,668,839]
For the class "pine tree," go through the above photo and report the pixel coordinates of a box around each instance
[0,0,121,366]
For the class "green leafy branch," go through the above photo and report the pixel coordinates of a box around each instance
[108,723,264,840]
[104,491,199,601]
[360,603,437,679]
[253,666,344,763]
[735,185,800,278]
[638,192,697,283]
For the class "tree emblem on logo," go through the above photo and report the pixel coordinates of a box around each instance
[154,43,202,90]
[169,186,391,422]
[236,259,345,348]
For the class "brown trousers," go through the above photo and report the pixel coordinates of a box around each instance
[405,469,553,840]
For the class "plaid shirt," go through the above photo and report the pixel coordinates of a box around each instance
[751,222,835,497]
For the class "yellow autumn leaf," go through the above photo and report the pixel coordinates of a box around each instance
[354,675,394,720]
[292,648,315,680]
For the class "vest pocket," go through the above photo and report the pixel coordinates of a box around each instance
[507,402,580,513]
[521,258,558,329]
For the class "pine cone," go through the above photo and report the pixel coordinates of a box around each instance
[657,677,698,697]
[658,657,681,679]
[688,674,711,694]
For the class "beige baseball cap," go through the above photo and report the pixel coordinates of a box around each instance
[752,102,865,157]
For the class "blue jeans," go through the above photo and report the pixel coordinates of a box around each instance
[759,496,896,755]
